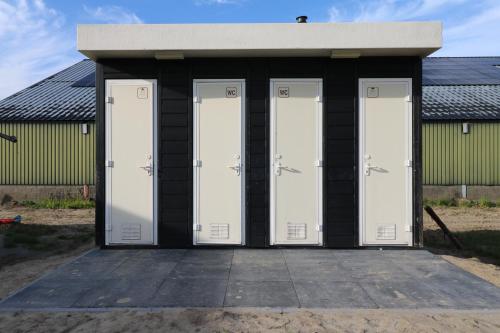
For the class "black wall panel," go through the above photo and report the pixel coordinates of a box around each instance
[96,57,422,248]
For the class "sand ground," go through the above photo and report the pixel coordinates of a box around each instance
[0,308,500,333]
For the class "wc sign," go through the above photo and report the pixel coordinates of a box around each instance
[226,87,238,98]
[278,87,289,98]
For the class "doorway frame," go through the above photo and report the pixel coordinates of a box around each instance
[269,78,324,246]
[358,78,413,247]
[104,79,158,246]
[192,79,246,245]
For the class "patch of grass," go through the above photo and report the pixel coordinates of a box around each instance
[478,197,496,208]
[20,198,95,209]
[424,198,497,208]
[424,198,458,207]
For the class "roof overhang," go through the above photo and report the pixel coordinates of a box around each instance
[77,22,442,60]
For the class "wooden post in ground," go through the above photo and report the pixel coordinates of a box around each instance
[424,205,463,250]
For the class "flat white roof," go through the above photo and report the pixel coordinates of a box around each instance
[77,22,442,59]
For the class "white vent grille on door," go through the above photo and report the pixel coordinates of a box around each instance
[210,223,229,239]
[377,224,396,240]
[122,224,141,240]
[287,223,307,240]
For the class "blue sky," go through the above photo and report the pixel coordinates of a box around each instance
[1,0,500,99]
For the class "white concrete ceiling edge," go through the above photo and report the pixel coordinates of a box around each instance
[77,22,442,59]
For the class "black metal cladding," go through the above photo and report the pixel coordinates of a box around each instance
[95,57,423,248]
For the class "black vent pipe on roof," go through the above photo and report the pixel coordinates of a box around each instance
[296,16,308,23]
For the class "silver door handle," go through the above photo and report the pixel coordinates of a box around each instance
[139,165,153,176]
[364,163,379,176]
[139,155,153,176]
[227,163,241,176]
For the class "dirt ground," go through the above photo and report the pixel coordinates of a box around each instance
[423,206,500,232]
[0,308,499,333]
[423,207,500,287]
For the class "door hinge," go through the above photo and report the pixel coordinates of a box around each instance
[315,160,324,167]
[106,96,114,104]
[405,160,413,167]
[406,96,413,102]
[316,96,322,103]
[405,225,412,232]
[105,224,112,231]
[193,224,201,231]
[316,225,323,232]
[194,96,201,103]
[193,160,202,167]
[105,160,114,167]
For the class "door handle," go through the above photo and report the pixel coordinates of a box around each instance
[139,155,153,176]
[227,163,241,176]
[139,165,153,176]
[364,163,379,176]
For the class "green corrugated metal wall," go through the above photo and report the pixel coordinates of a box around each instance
[0,122,95,185]
[423,122,500,185]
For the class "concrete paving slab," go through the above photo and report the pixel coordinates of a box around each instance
[180,249,233,264]
[294,281,377,308]
[359,279,460,309]
[425,275,500,309]
[341,261,414,281]
[109,259,177,281]
[225,281,299,307]
[229,262,290,281]
[1,249,500,310]
[233,249,284,264]
[152,278,227,307]
[42,259,125,281]
[0,280,96,308]
[287,262,351,281]
[168,262,230,280]
[136,249,187,261]
[73,278,164,308]
[283,249,339,264]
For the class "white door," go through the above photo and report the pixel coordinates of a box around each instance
[359,79,412,246]
[105,80,157,245]
[270,79,323,245]
[193,80,245,245]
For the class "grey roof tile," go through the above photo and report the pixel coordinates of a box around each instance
[423,85,500,120]
[0,60,95,121]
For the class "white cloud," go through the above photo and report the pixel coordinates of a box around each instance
[327,0,500,56]
[328,0,466,22]
[83,5,143,24]
[440,2,500,56]
[0,0,80,100]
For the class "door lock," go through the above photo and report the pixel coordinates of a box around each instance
[274,160,283,176]
[139,155,153,176]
